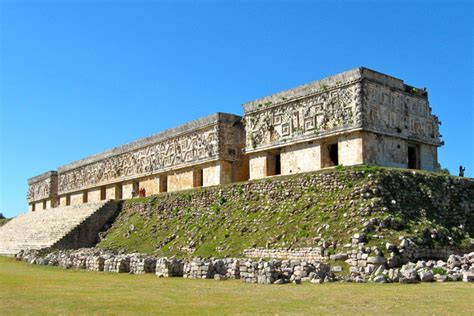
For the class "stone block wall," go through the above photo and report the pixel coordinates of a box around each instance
[34,201,44,211]
[338,131,364,166]
[17,248,474,284]
[249,152,269,180]
[167,169,195,192]
[121,182,136,200]
[137,176,161,196]
[87,188,103,203]
[203,163,221,187]
[363,132,438,171]
[249,131,366,180]
[243,247,325,261]
[202,161,235,187]
[70,192,85,205]
[363,132,407,168]
[280,142,321,175]
[420,144,438,172]
[59,196,69,207]
[105,184,122,200]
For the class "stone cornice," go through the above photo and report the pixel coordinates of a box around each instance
[27,171,57,185]
[363,127,442,147]
[242,67,428,114]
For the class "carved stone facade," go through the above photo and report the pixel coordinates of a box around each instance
[244,82,362,152]
[58,124,221,194]
[27,171,58,212]
[243,67,441,179]
[362,80,439,145]
[27,67,442,211]
[27,113,247,210]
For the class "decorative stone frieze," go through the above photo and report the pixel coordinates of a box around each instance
[56,113,243,194]
[27,171,58,203]
[244,83,361,152]
[242,67,440,153]
[362,80,439,145]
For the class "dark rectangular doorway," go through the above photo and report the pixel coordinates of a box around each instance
[100,186,106,200]
[194,169,203,187]
[408,145,418,169]
[160,176,168,193]
[275,153,281,175]
[329,143,339,166]
[267,151,281,176]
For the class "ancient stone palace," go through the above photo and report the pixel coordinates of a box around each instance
[27,67,441,211]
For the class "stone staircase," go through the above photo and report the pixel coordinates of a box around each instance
[0,200,118,256]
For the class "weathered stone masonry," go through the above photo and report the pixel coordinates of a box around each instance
[27,171,58,212]
[27,67,441,210]
[243,67,440,180]
[28,113,247,210]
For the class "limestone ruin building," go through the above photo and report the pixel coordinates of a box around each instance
[27,67,441,212]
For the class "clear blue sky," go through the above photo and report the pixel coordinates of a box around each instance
[0,1,472,217]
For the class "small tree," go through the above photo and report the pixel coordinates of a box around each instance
[0,213,5,219]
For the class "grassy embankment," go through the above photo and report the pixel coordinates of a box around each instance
[98,166,473,258]
[1,256,473,314]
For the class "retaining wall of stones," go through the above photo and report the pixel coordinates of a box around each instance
[15,248,474,284]
[243,247,324,261]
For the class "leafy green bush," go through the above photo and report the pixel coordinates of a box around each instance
[432,267,447,275]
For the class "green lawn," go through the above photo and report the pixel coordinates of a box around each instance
[1,256,473,315]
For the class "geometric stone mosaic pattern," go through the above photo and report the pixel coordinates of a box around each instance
[58,125,220,193]
[243,67,440,153]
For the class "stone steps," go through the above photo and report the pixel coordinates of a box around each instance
[0,201,118,256]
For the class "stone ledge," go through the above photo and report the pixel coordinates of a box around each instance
[28,171,57,185]
[242,67,426,113]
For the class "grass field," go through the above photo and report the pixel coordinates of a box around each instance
[1,257,473,315]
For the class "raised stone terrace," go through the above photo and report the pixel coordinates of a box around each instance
[0,201,118,256]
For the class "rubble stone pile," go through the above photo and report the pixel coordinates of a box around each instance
[129,254,157,274]
[15,248,474,284]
